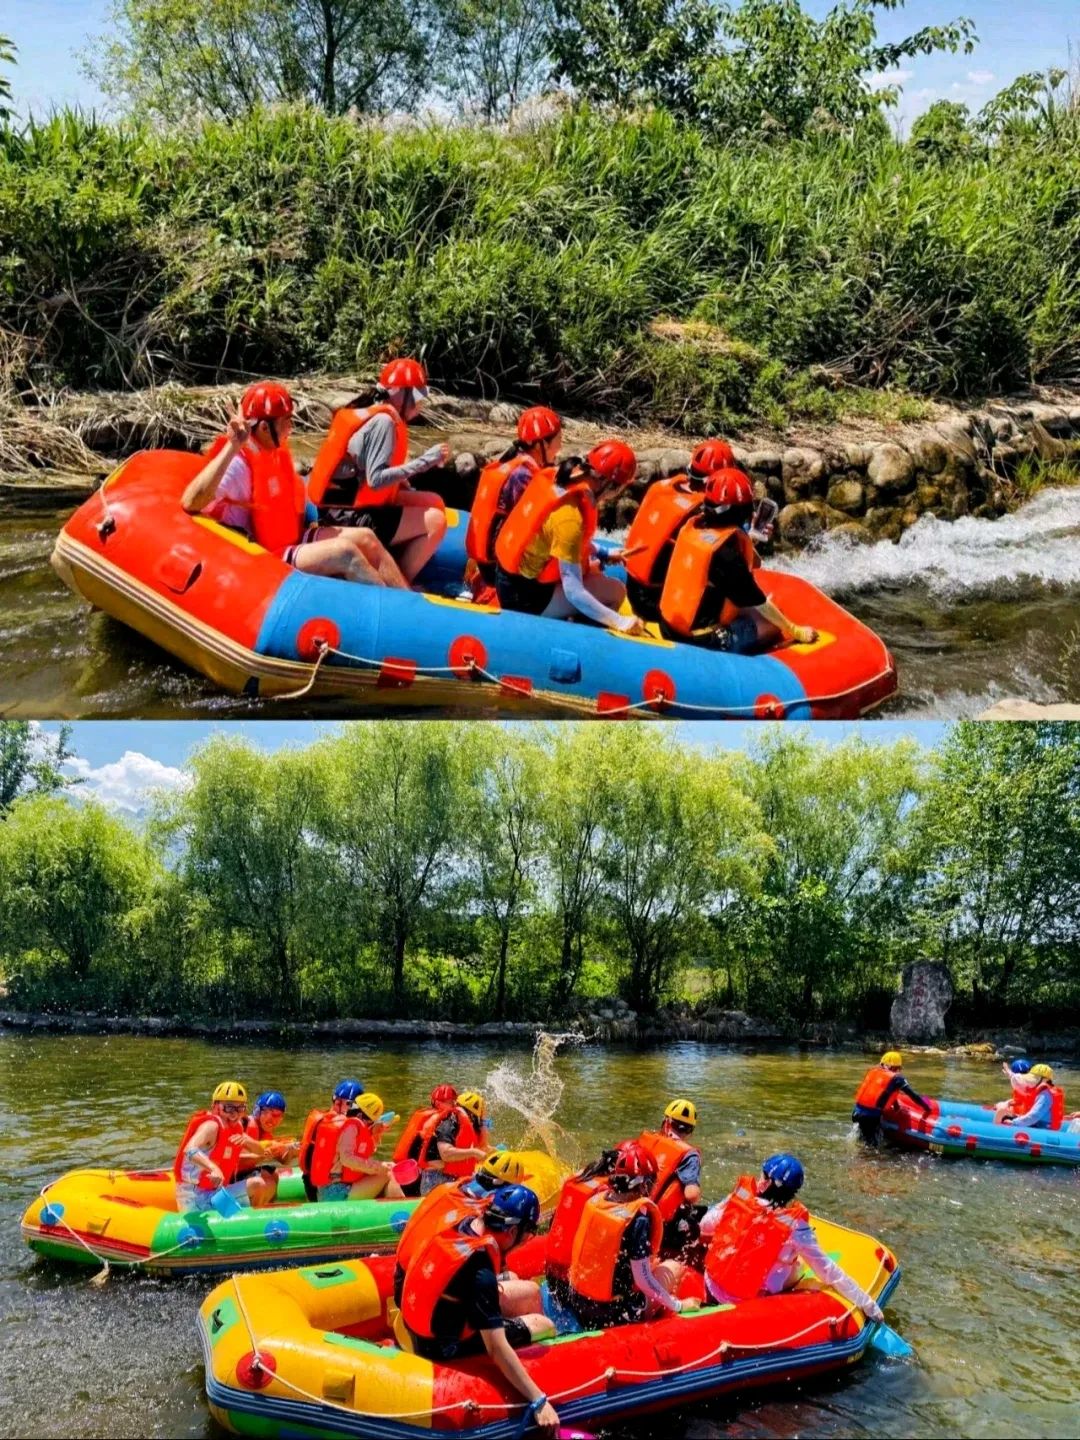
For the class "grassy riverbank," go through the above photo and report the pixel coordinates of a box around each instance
[2,103,1079,432]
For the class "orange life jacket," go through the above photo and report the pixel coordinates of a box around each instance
[466,453,539,566]
[306,404,409,508]
[637,1130,700,1223]
[400,1222,501,1341]
[544,1173,608,1283]
[494,468,597,584]
[853,1067,900,1111]
[418,1106,480,1178]
[703,1174,810,1302]
[306,1112,374,1187]
[568,1193,662,1303]
[1010,1082,1036,1117]
[204,437,307,555]
[1030,1082,1066,1130]
[659,521,759,638]
[624,479,703,587]
[172,1111,245,1191]
[393,1107,437,1164]
[396,1182,483,1276]
[236,1116,293,1170]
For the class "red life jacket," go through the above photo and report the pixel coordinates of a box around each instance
[418,1106,480,1178]
[624,479,703,587]
[1030,1082,1066,1130]
[203,437,307,555]
[306,1112,372,1187]
[854,1067,899,1111]
[659,521,759,637]
[306,404,409,508]
[466,453,539,566]
[494,468,597,584]
[637,1130,700,1223]
[400,1222,501,1341]
[703,1174,809,1302]
[396,1182,483,1276]
[394,1107,437,1164]
[1011,1083,1036,1117]
[172,1111,245,1191]
[544,1173,608,1283]
[568,1193,662,1303]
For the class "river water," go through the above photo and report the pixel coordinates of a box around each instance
[1,1033,1077,1439]
[2,486,1079,717]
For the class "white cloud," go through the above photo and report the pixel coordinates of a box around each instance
[65,751,191,814]
[967,70,995,87]
[873,68,915,90]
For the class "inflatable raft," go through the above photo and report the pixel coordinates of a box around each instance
[882,1094,1080,1166]
[52,451,897,718]
[199,1219,900,1439]
[22,1152,564,1276]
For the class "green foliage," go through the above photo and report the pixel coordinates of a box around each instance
[0,724,1078,1032]
[436,0,555,121]
[0,34,15,125]
[0,722,78,816]
[2,99,1079,414]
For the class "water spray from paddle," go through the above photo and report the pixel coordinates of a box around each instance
[485,1030,585,1165]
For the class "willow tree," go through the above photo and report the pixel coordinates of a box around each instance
[0,722,77,817]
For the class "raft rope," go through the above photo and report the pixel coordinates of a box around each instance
[271,638,895,717]
[227,1252,888,1426]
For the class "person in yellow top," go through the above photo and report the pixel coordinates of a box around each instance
[494,441,644,634]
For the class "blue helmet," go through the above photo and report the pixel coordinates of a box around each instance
[762,1153,805,1194]
[485,1184,540,1233]
[1009,1059,1032,1074]
[254,1090,286,1114]
[333,1079,364,1103]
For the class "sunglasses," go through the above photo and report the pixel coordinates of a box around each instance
[219,1103,245,1116]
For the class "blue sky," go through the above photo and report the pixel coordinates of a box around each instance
[38,720,947,813]
[3,1,1076,128]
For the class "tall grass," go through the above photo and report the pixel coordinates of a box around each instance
[1,104,1079,428]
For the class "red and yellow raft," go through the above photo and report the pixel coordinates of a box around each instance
[54,450,897,718]
[199,1219,901,1438]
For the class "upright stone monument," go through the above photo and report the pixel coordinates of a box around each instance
[890,961,953,1042]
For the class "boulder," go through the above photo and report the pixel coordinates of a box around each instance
[844,444,872,471]
[909,437,949,476]
[828,520,874,544]
[864,505,903,540]
[1030,421,1068,462]
[778,500,829,544]
[660,448,692,478]
[782,447,825,501]
[746,449,783,476]
[915,483,942,510]
[826,477,866,514]
[890,960,953,1042]
[488,402,521,426]
[867,443,915,495]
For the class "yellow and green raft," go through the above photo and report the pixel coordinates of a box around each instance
[21,1152,565,1276]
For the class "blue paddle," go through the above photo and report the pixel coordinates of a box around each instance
[869,1321,914,1358]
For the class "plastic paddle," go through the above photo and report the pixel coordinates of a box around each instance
[869,1321,914,1358]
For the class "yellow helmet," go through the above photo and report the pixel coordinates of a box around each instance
[212,1081,248,1105]
[1030,1064,1054,1081]
[477,1151,524,1185]
[352,1091,384,1123]
[458,1090,486,1121]
[881,1052,903,1068]
[664,1098,698,1129]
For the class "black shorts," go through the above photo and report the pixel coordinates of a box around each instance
[495,567,556,616]
[410,1318,531,1361]
[625,576,661,623]
[323,505,403,547]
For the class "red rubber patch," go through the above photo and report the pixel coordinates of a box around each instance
[1014,1131,1030,1144]
[597,692,631,716]
[882,1253,896,1273]
[643,669,676,710]
[448,635,488,680]
[1030,1144,1042,1157]
[965,1136,978,1150]
[499,675,533,698]
[296,618,340,662]
[947,1125,963,1138]
[237,1351,276,1390]
[754,693,786,720]
[377,658,417,688]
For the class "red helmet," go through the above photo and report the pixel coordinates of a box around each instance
[241,381,294,422]
[585,439,637,489]
[611,1139,658,1189]
[690,439,735,477]
[379,358,428,392]
[704,467,753,510]
[517,406,562,445]
[430,1084,457,1107]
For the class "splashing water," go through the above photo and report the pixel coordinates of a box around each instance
[485,1030,586,1165]
[776,485,1080,602]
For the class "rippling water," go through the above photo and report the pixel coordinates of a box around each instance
[2,484,1079,716]
[1,1034,1077,1439]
